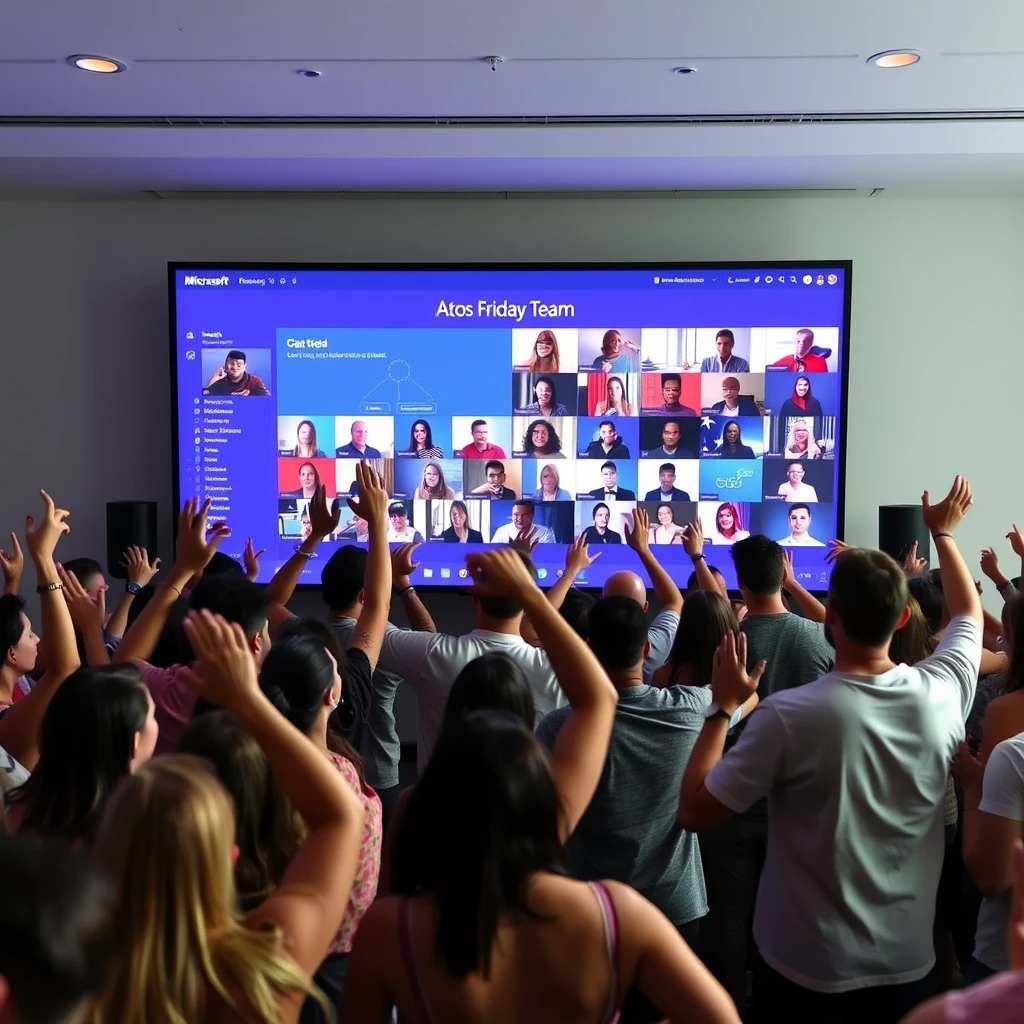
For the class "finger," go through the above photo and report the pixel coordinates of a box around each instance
[921,490,931,512]
[749,660,767,688]
[97,588,107,618]
[10,534,21,557]
[39,490,56,514]
[152,557,162,571]
[254,549,266,559]
[192,497,213,531]
[736,631,748,667]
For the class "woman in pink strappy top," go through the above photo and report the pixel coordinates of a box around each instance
[341,548,739,1024]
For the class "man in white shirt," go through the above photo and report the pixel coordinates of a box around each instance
[489,500,555,545]
[777,503,824,546]
[386,502,424,543]
[376,548,563,772]
[678,476,982,1022]
[776,463,819,503]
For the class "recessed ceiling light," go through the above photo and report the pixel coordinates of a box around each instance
[672,66,698,75]
[867,50,921,68]
[296,69,321,78]
[68,54,126,73]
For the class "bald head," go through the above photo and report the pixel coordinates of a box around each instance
[602,571,649,610]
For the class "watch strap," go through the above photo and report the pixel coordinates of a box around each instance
[125,581,143,595]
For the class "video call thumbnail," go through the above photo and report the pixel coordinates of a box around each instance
[764,416,838,460]
[698,500,758,546]
[637,501,698,545]
[639,417,700,459]
[699,417,765,459]
[761,459,835,504]
[759,501,835,548]
[698,460,764,503]
[578,372,640,417]
[512,373,578,417]
[576,417,639,460]
[637,460,699,502]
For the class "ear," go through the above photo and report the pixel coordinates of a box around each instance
[643,600,649,613]
[643,639,651,661]
[132,730,140,761]
[231,843,240,867]
[895,604,913,632]
[358,587,366,605]
[250,631,263,657]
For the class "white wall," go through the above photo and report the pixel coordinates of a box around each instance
[1,195,1020,604]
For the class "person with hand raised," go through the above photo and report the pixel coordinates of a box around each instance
[679,476,983,1022]
[0,491,79,773]
[92,607,364,1024]
[343,545,739,1024]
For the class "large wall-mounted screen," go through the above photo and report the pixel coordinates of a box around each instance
[171,264,850,590]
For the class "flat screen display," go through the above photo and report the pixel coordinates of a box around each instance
[171,264,850,590]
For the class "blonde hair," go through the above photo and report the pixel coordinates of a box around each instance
[91,756,328,1024]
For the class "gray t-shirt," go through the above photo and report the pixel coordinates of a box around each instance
[328,616,401,791]
[644,609,679,685]
[706,615,982,993]
[736,612,834,821]
[973,733,1024,971]
[535,684,710,929]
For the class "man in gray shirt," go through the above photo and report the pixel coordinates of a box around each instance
[537,595,756,1022]
[697,534,834,1009]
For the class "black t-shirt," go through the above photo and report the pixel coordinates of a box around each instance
[338,646,374,752]
[582,526,622,545]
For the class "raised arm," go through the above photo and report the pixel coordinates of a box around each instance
[176,610,363,984]
[522,534,600,645]
[922,476,982,628]
[113,497,230,663]
[104,546,161,643]
[265,486,341,634]
[683,518,727,601]
[1007,524,1024,584]
[466,547,618,841]
[391,543,436,633]
[0,533,24,597]
[344,463,392,671]
[58,566,109,666]
[624,507,683,614]
[0,492,79,770]
[781,550,827,623]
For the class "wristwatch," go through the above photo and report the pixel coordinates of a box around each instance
[125,581,143,595]
[703,702,731,722]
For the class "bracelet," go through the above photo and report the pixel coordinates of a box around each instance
[997,579,1016,592]
[36,582,63,594]
[162,581,182,596]
[293,544,315,559]
[932,532,953,540]
[690,553,706,563]
[398,586,415,597]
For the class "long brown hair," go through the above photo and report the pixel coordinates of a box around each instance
[528,330,560,372]
[1001,595,1024,694]
[666,590,738,687]
[888,595,934,666]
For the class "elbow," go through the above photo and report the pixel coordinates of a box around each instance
[964,851,1011,898]
[676,798,706,833]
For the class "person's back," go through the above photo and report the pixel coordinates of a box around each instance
[540,685,709,926]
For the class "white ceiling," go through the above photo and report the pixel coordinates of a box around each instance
[2,0,1023,194]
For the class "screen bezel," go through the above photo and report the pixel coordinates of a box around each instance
[169,260,852,594]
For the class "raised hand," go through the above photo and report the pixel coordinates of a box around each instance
[58,565,107,633]
[510,526,539,554]
[1007,524,1024,560]
[175,609,261,710]
[711,632,765,714]
[242,538,266,581]
[124,545,161,587]
[308,484,342,541]
[564,533,602,577]
[902,540,928,577]
[0,533,24,592]
[981,547,1003,582]
[346,463,389,528]
[466,547,539,599]
[25,490,71,563]
[623,507,651,553]
[825,538,853,564]
[683,519,705,559]
[921,475,973,536]
[174,497,231,576]
[782,549,795,589]
[391,542,422,578]
[207,367,227,385]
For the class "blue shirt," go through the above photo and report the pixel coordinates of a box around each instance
[536,679,710,929]
[336,443,383,458]
[592,354,636,374]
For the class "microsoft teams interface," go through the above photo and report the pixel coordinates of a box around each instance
[172,265,849,589]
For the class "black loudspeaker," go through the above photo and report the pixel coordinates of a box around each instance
[106,502,158,579]
[878,505,930,567]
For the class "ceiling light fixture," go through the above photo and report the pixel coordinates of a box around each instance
[296,69,321,78]
[867,50,920,68]
[672,66,698,75]
[68,54,126,73]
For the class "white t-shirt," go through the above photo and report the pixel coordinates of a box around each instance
[778,533,825,547]
[705,615,981,993]
[377,626,565,772]
[777,482,819,502]
[973,733,1024,971]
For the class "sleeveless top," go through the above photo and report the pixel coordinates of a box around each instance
[397,880,621,1024]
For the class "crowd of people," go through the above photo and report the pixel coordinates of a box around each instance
[3,470,1024,1023]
